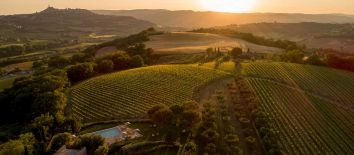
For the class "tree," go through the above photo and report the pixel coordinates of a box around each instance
[110,53,132,70]
[170,104,184,115]
[206,48,214,57]
[180,110,201,130]
[182,101,200,111]
[0,73,69,122]
[97,60,114,73]
[19,133,36,155]
[71,53,89,64]
[48,56,70,68]
[72,134,105,155]
[30,113,54,142]
[32,90,67,116]
[282,50,304,63]
[126,43,147,56]
[66,63,96,83]
[151,108,174,127]
[94,145,109,155]
[147,104,167,118]
[46,133,71,154]
[230,47,243,59]
[0,139,25,155]
[0,67,5,76]
[305,55,325,66]
[130,55,145,67]
[201,129,219,144]
[184,141,197,155]
[204,143,216,155]
[326,54,354,72]
[62,117,82,133]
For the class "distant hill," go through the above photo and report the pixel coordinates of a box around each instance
[217,23,354,53]
[219,23,354,40]
[145,32,282,54]
[0,7,156,40]
[92,9,354,28]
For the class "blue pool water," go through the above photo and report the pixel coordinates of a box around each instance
[94,127,122,138]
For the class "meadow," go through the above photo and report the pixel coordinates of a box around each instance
[145,32,282,54]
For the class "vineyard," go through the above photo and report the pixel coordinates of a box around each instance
[242,62,354,110]
[200,61,354,154]
[241,62,354,154]
[69,65,230,122]
[247,79,354,154]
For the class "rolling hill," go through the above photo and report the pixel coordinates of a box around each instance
[145,32,282,54]
[92,9,354,28]
[0,7,156,41]
[217,23,354,53]
[69,65,230,122]
[69,60,354,153]
[200,61,354,154]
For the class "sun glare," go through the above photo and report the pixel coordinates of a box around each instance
[199,0,256,13]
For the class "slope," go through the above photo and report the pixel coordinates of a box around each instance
[0,7,156,40]
[200,61,354,154]
[146,32,282,54]
[69,65,230,122]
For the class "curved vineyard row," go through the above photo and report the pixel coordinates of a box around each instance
[246,78,354,154]
[242,62,354,110]
[69,65,230,122]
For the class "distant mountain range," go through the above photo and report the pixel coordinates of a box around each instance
[0,7,156,40]
[92,9,354,28]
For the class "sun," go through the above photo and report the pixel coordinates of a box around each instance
[199,0,256,13]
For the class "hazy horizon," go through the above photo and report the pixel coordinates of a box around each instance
[1,0,354,15]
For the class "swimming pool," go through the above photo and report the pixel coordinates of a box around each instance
[94,127,122,138]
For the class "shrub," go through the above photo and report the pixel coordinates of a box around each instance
[66,62,96,83]
[71,134,105,155]
[130,55,145,67]
[94,145,109,155]
[201,129,219,143]
[46,133,71,154]
[97,60,114,73]
[239,117,251,126]
[184,141,197,155]
[48,56,70,68]
[224,134,239,144]
[204,143,216,154]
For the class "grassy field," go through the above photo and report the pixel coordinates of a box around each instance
[0,76,24,92]
[2,61,33,72]
[69,65,230,122]
[146,32,282,54]
[202,61,354,154]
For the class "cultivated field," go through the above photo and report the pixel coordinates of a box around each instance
[200,61,354,154]
[0,77,18,92]
[146,32,282,54]
[242,62,354,108]
[69,65,230,122]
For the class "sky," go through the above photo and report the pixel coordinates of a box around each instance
[1,0,354,15]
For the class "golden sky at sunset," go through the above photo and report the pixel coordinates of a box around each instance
[1,0,354,15]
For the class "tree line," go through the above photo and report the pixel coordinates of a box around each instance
[265,50,354,72]
[191,28,304,51]
[0,40,76,58]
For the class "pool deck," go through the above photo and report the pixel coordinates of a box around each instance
[92,124,142,145]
